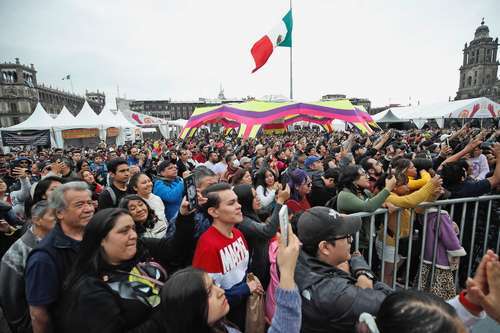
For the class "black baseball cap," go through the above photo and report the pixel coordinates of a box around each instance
[297,206,362,253]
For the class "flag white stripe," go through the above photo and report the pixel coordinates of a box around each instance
[268,20,288,48]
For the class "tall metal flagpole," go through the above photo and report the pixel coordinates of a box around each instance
[289,0,293,101]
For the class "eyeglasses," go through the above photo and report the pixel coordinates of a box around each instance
[328,234,353,244]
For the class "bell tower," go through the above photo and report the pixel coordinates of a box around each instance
[455,19,499,102]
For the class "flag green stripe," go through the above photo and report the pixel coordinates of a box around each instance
[279,9,293,47]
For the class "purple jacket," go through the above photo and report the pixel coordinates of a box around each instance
[423,209,466,269]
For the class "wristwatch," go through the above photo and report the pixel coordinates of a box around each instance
[356,270,375,281]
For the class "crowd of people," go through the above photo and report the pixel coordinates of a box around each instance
[0,124,499,333]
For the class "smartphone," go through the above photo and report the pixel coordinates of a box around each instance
[279,205,289,246]
[185,174,198,211]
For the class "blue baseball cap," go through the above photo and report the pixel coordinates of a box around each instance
[304,156,321,168]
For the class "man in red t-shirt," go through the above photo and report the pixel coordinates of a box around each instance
[192,183,263,327]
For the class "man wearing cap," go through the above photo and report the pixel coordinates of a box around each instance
[153,159,184,222]
[252,144,266,169]
[239,156,252,171]
[295,206,392,333]
[304,156,323,178]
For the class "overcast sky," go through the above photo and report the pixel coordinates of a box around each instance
[1,0,499,107]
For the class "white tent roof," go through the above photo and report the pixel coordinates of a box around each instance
[120,108,167,126]
[52,106,75,127]
[373,109,405,123]
[7,103,54,130]
[378,97,499,122]
[75,101,101,124]
[167,119,188,127]
[331,119,346,131]
[115,110,138,128]
[98,107,121,128]
[51,102,102,129]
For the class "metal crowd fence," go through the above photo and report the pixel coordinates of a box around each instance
[350,194,500,292]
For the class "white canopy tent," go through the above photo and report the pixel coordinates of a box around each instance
[1,103,58,147]
[114,110,140,145]
[7,103,55,130]
[374,97,499,127]
[331,119,347,131]
[74,102,102,128]
[52,106,76,147]
[53,106,75,126]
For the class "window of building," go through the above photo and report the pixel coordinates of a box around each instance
[468,76,472,86]
[10,103,17,113]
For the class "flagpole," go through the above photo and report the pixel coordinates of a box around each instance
[289,0,293,101]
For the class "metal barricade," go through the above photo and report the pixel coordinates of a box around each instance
[350,194,500,292]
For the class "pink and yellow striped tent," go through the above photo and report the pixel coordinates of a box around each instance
[180,99,377,139]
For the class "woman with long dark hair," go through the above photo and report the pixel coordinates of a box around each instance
[233,183,290,289]
[393,158,430,192]
[24,176,62,219]
[128,172,168,233]
[119,194,167,238]
[57,202,195,332]
[254,168,279,214]
[159,224,302,333]
[230,168,253,186]
[286,169,312,213]
[336,165,396,256]
[357,289,476,333]
[80,170,103,208]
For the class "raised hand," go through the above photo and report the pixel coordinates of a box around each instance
[276,184,291,204]
[277,224,300,290]
[385,175,397,191]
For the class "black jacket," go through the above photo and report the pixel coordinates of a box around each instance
[294,251,392,333]
[56,213,195,333]
[308,175,336,207]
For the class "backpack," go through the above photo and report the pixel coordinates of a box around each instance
[105,187,118,206]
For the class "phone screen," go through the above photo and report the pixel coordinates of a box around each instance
[279,205,289,246]
[185,174,198,211]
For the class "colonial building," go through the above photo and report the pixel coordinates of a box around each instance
[117,87,245,120]
[321,94,372,113]
[0,58,105,127]
[455,19,500,103]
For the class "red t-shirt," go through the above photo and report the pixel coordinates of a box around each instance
[192,226,249,289]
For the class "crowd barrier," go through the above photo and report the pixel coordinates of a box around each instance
[350,194,500,291]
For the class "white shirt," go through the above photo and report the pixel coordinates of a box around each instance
[256,185,276,209]
[143,193,168,238]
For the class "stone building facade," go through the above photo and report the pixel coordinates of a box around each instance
[321,94,372,114]
[119,94,244,121]
[455,20,500,103]
[0,58,105,128]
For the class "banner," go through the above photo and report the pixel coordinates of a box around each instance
[1,130,51,146]
[106,127,120,137]
[62,128,99,139]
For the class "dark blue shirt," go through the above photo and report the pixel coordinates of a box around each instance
[25,223,80,307]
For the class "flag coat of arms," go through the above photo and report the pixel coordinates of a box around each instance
[251,10,293,73]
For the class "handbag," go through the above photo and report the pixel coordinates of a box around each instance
[245,273,266,333]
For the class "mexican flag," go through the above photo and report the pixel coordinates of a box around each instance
[251,9,293,73]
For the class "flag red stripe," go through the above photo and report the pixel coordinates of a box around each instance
[251,36,274,73]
